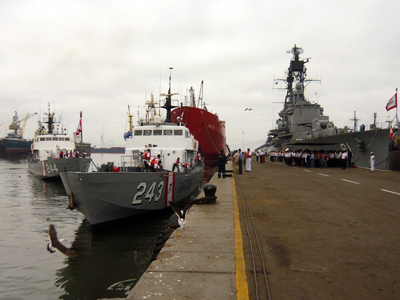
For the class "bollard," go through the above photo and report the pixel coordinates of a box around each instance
[195,184,217,204]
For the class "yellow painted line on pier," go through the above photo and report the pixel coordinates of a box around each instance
[232,175,249,300]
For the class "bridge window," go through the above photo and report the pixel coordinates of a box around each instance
[153,130,162,136]
[164,130,172,135]
[134,130,142,136]
[174,130,183,136]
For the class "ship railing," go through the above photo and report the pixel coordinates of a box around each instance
[119,155,143,172]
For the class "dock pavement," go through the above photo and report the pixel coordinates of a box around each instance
[128,158,400,299]
[127,161,248,299]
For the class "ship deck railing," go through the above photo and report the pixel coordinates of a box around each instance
[118,155,143,172]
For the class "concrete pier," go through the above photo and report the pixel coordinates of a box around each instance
[127,162,247,299]
[128,158,400,299]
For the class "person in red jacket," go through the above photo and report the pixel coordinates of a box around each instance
[150,154,162,172]
[172,157,181,172]
[143,149,151,172]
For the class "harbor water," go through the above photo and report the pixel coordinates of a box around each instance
[0,153,172,300]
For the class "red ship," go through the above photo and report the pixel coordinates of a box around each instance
[171,82,226,172]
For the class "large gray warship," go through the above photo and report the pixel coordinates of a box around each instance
[60,71,204,227]
[267,45,399,170]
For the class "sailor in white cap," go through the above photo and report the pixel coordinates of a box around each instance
[370,152,375,172]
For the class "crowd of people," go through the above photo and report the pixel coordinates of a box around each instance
[141,149,203,173]
[229,148,261,176]
[58,149,86,158]
[269,149,354,169]
[222,147,377,174]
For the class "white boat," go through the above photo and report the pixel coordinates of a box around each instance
[60,71,204,227]
[28,105,91,180]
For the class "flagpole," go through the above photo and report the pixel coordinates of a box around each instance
[80,111,83,143]
[396,88,399,125]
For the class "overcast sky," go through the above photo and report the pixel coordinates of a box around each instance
[1,0,399,150]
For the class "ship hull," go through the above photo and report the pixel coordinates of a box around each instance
[171,107,226,170]
[388,149,400,171]
[60,166,204,227]
[278,128,393,170]
[28,157,91,180]
[0,138,31,156]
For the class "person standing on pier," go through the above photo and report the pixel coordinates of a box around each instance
[232,150,238,173]
[370,152,375,172]
[348,150,353,167]
[341,150,348,169]
[217,149,227,178]
[238,149,243,174]
[245,148,252,172]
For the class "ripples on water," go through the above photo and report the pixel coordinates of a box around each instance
[0,154,172,300]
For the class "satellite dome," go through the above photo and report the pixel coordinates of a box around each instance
[295,82,303,91]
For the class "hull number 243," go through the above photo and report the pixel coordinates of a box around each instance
[132,181,165,205]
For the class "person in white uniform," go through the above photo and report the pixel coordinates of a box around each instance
[370,152,375,172]
[245,148,252,172]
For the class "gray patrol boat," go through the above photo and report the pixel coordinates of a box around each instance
[28,105,91,180]
[60,71,204,227]
[267,45,399,170]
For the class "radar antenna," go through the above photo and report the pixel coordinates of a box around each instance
[349,111,360,132]
[160,67,178,123]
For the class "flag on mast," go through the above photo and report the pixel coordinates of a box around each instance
[389,124,394,140]
[75,116,82,143]
[76,118,82,136]
[386,92,397,111]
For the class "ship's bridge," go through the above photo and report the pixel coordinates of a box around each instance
[124,124,199,171]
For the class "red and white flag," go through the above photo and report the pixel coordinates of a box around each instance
[76,118,82,136]
[386,93,397,111]
[390,124,394,140]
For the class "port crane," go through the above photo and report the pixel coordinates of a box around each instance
[9,111,38,138]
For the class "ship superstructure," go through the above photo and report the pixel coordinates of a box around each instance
[267,45,398,170]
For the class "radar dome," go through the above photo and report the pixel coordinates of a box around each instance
[295,82,303,91]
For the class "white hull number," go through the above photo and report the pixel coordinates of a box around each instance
[132,181,164,205]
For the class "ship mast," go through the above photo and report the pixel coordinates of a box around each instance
[160,67,178,123]
[198,80,204,109]
[128,105,133,132]
[274,44,320,108]
[43,103,55,134]
[349,111,360,132]
[189,86,196,107]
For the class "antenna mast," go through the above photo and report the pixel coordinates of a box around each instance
[160,67,178,123]
[198,81,204,109]
[350,111,360,132]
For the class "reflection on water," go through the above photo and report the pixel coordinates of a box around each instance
[0,155,176,300]
[54,216,171,300]
[0,154,212,299]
